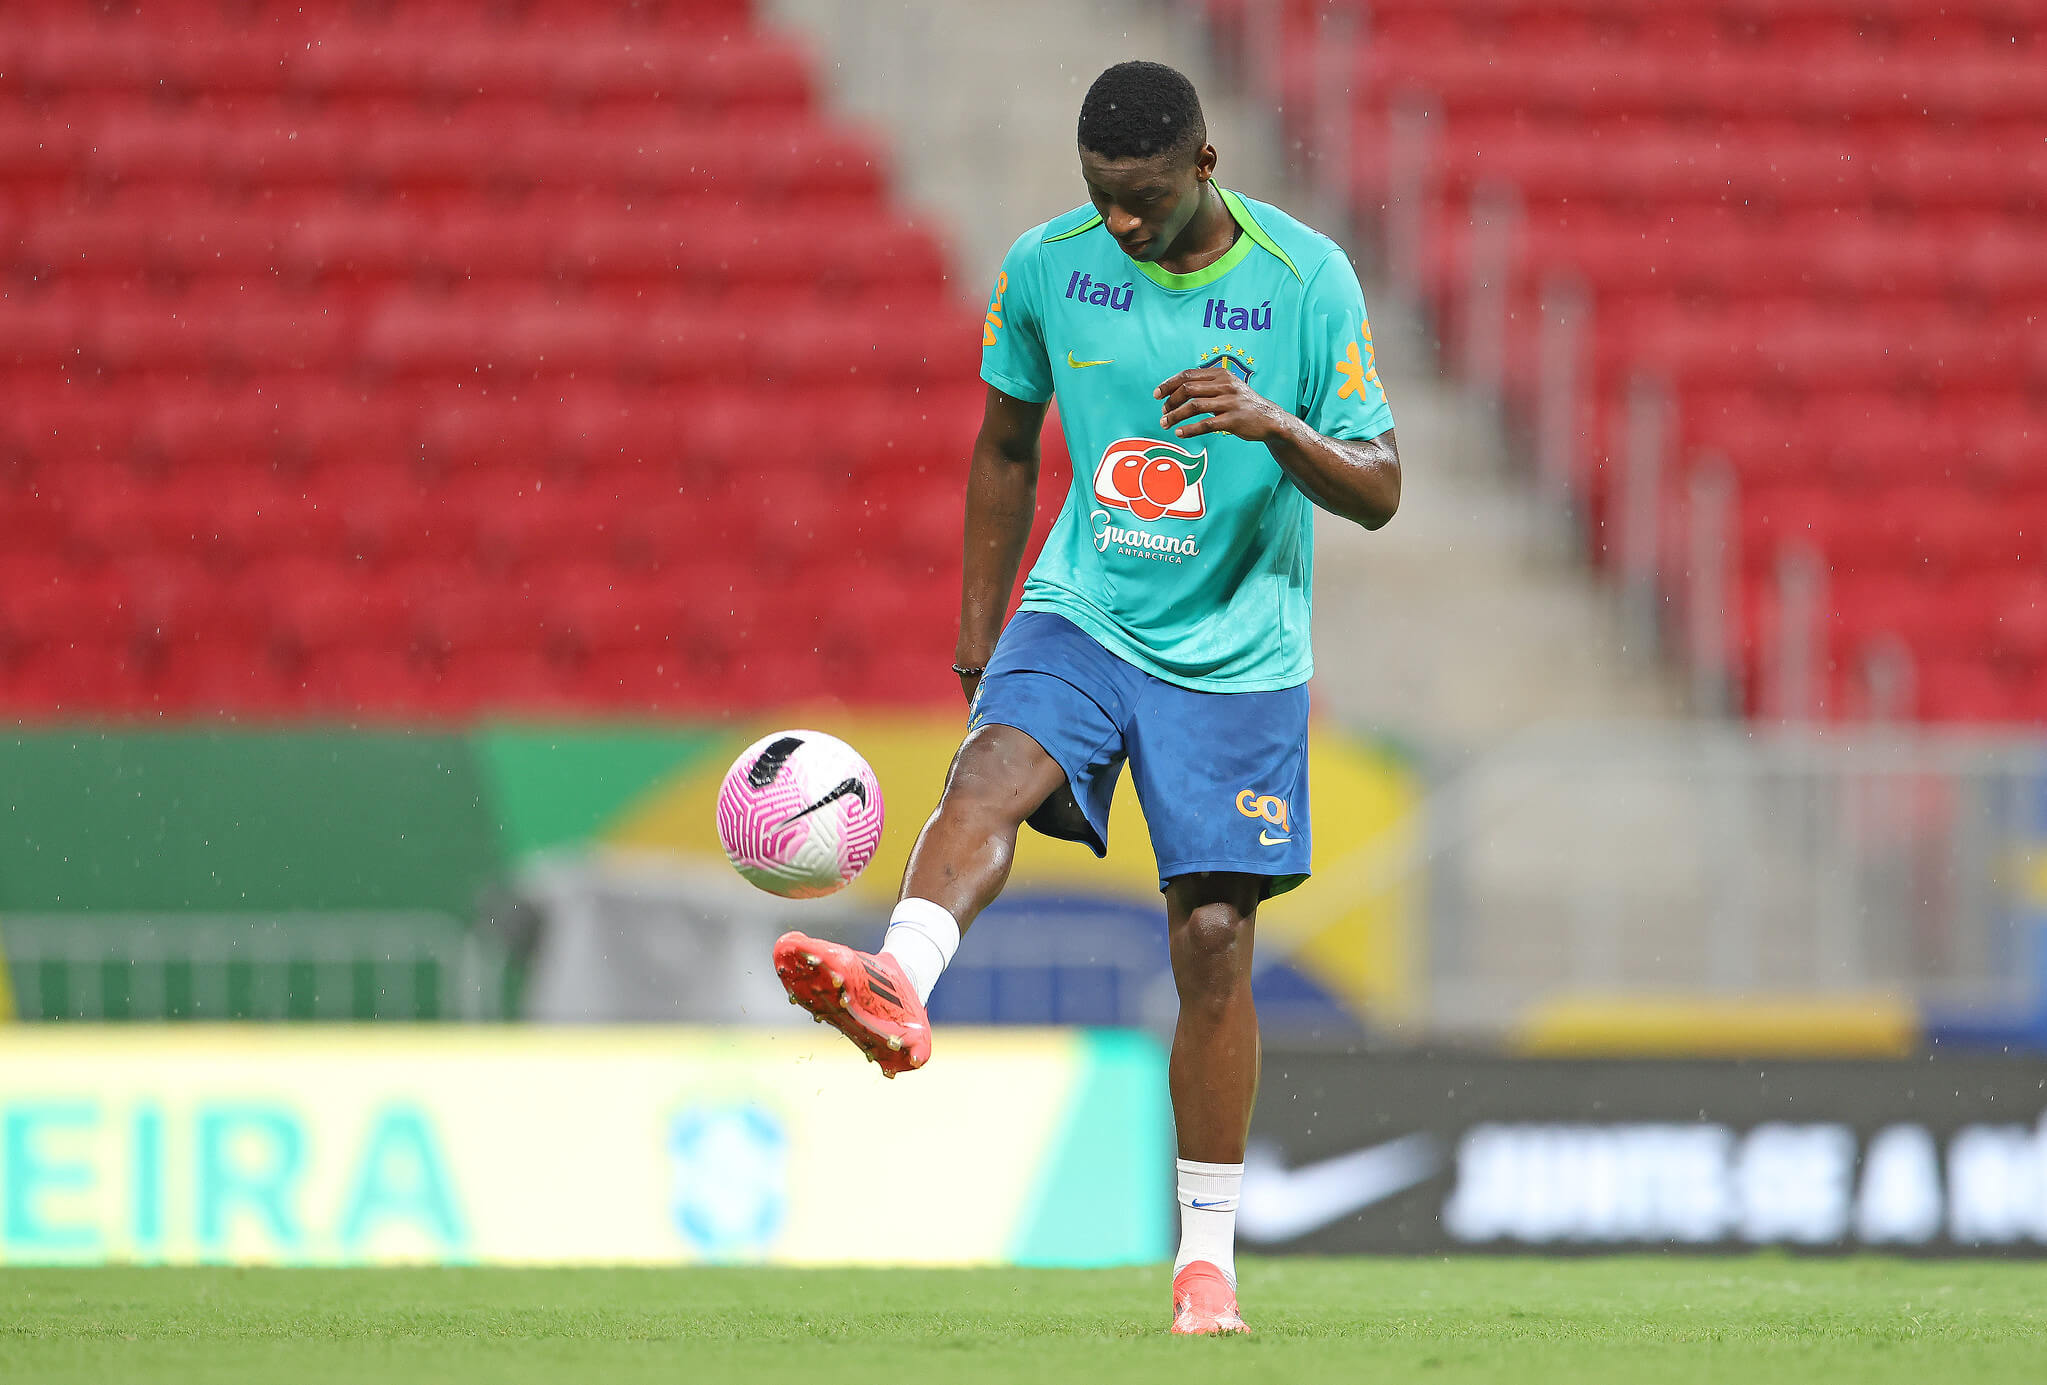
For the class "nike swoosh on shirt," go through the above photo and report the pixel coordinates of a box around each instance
[1238,1134,1442,1243]
[1259,830,1291,846]
[1066,352,1113,368]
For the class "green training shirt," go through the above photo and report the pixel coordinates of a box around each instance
[979,186,1394,692]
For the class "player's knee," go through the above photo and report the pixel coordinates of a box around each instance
[1175,903,1251,971]
[936,729,1040,831]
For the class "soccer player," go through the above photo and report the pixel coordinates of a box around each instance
[774,60,1398,1335]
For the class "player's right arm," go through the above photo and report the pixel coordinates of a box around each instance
[956,386,1051,703]
[958,232,1057,703]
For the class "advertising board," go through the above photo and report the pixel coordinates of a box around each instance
[1244,1050,2047,1254]
[0,1028,1169,1267]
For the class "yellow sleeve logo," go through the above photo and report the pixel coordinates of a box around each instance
[982,271,1007,348]
[1335,317,1381,401]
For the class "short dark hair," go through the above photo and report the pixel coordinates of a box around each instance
[1077,61,1206,161]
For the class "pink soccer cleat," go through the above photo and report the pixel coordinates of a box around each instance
[773,931,932,1078]
[1171,1261,1251,1336]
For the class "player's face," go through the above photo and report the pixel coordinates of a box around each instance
[1078,144,1217,263]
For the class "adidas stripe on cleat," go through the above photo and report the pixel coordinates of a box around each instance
[773,931,932,1078]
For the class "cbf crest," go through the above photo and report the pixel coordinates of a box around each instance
[1199,343,1256,382]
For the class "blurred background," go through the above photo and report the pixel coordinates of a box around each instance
[1,0,2044,1267]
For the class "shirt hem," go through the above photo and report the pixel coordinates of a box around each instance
[1323,407,1396,442]
[979,364,1052,405]
[1016,596,1312,694]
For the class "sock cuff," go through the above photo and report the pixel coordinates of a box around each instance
[887,897,961,957]
[1175,1158,1244,1210]
[1173,1159,1242,1286]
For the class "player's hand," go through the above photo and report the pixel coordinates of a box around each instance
[1154,366,1288,443]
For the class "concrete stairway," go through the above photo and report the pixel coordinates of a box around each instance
[764,0,1299,300]
[1315,317,1690,742]
[766,0,1685,747]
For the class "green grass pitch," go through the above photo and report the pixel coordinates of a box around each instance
[4,1257,2045,1384]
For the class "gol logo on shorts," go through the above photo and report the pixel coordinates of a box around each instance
[1235,789,1290,833]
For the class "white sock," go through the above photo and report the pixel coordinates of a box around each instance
[1172,1158,1243,1286]
[878,898,959,1005]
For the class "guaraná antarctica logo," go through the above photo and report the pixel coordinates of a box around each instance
[1092,436,1208,522]
[1089,436,1207,564]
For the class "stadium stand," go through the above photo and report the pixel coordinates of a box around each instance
[1192,0,2047,722]
[0,0,987,718]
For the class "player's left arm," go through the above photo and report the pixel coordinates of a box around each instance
[1156,248,1399,529]
[1154,371,1400,529]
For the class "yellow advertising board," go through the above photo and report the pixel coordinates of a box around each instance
[0,1027,1168,1268]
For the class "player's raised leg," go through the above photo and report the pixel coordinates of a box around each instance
[773,723,1067,1076]
[897,723,1072,927]
[1164,870,1263,1336]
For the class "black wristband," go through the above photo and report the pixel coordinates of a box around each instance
[952,664,985,678]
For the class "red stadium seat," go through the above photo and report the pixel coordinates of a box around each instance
[256,556,410,657]
[290,208,432,288]
[435,646,585,716]
[2,640,145,719]
[0,3,1139,718]
[1288,0,2047,724]
[299,644,445,719]
[1920,660,2024,725]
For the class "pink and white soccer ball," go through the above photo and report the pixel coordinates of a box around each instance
[715,729,885,898]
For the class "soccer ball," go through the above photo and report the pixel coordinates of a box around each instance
[714,729,885,898]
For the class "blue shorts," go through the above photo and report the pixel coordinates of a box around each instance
[971,611,1311,896]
